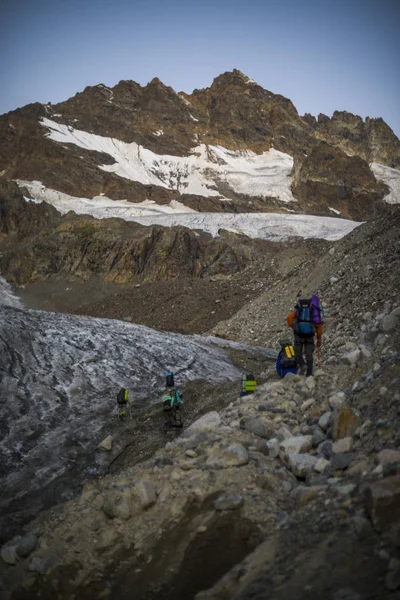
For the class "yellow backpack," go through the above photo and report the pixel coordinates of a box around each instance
[241,373,257,394]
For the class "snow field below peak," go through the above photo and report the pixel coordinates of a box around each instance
[40,117,296,203]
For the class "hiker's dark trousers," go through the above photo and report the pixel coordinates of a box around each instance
[294,333,315,376]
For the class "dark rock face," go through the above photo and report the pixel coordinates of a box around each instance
[0,183,273,287]
[314,110,400,168]
[188,69,313,155]
[56,77,197,155]
[0,105,178,204]
[291,142,388,219]
[0,181,61,238]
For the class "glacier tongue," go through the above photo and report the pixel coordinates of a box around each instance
[0,294,241,533]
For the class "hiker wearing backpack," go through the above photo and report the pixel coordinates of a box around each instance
[163,371,183,411]
[287,292,324,376]
[117,387,130,420]
[163,371,183,428]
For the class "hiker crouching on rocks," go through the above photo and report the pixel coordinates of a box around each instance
[287,291,324,377]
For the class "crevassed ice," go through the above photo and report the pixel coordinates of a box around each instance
[17,179,362,242]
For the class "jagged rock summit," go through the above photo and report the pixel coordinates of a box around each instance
[1,69,399,221]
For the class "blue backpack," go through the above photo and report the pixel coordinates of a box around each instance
[294,298,315,337]
[166,371,174,388]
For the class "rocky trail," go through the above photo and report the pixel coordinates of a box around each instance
[0,205,399,599]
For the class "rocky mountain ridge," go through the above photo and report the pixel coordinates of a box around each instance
[39,69,400,165]
[1,70,399,221]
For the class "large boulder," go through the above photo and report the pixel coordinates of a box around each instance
[214,493,245,511]
[97,435,113,452]
[239,417,272,439]
[334,408,362,440]
[318,411,333,431]
[364,475,400,532]
[207,444,249,468]
[332,437,354,454]
[333,407,361,440]
[280,436,313,457]
[16,534,38,558]
[1,544,17,565]
[184,411,221,435]
[102,480,157,520]
[286,454,319,478]
[377,449,400,466]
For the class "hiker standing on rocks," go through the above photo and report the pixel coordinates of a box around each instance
[163,371,183,428]
[287,291,324,376]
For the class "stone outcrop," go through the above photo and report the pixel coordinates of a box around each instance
[0,180,61,239]
[313,110,400,168]
[291,142,389,219]
[0,182,274,287]
[187,69,313,155]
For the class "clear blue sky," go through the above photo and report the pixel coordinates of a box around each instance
[1,0,399,137]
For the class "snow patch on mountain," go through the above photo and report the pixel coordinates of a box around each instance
[177,93,191,106]
[128,212,362,241]
[17,180,362,241]
[370,163,400,204]
[18,180,198,217]
[0,276,24,308]
[40,118,295,202]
